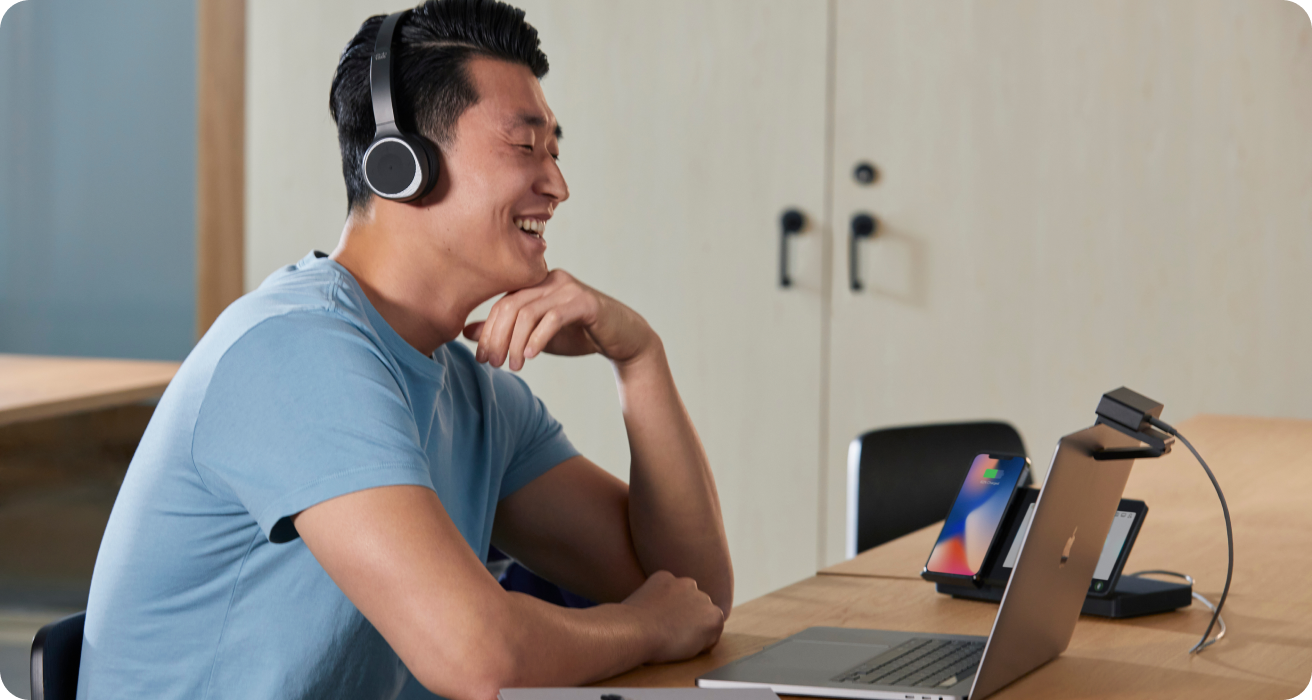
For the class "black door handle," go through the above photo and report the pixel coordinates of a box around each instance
[779,209,806,288]
[849,213,878,291]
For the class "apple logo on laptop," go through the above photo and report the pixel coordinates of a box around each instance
[1060,527,1077,568]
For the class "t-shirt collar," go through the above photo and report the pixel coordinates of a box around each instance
[304,251,448,381]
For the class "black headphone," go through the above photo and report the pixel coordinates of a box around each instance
[361,10,440,202]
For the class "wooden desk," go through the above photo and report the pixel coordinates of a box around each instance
[0,354,179,607]
[0,354,179,427]
[603,415,1312,699]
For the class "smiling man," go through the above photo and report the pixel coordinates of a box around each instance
[78,2,731,699]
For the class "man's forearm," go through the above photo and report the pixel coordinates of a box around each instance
[428,568,723,699]
[456,595,652,696]
[614,340,734,614]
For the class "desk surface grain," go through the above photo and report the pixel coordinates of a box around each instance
[0,354,179,427]
[603,415,1312,699]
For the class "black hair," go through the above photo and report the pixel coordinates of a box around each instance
[329,0,550,214]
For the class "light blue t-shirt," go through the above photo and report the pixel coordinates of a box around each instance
[79,252,578,700]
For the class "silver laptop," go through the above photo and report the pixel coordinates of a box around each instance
[698,424,1139,700]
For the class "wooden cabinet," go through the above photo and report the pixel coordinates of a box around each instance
[247,0,1312,601]
[822,0,1312,564]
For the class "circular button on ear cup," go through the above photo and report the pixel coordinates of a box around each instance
[363,136,431,200]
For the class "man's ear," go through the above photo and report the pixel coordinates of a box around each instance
[462,321,485,341]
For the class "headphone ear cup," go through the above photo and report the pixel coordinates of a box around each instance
[412,134,440,200]
[362,134,438,202]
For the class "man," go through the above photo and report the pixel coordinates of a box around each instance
[78,1,732,698]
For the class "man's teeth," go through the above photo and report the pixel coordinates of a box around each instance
[514,219,545,237]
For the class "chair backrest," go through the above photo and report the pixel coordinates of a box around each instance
[847,421,1028,558]
[30,611,85,700]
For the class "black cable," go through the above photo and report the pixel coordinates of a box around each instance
[1146,415,1233,654]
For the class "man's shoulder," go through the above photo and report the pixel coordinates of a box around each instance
[232,253,369,329]
[170,254,390,406]
[206,254,380,353]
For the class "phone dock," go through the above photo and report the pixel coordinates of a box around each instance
[936,574,1193,618]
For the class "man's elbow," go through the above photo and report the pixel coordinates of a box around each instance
[714,593,732,621]
[410,616,525,700]
[419,667,513,700]
[711,559,734,620]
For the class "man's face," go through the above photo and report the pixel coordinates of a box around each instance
[421,57,568,296]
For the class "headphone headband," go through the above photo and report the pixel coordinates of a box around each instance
[369,10,407,137]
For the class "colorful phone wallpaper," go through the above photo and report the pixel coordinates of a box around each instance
[925,454,1027,577]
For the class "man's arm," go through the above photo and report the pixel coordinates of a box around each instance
[471,269,734,614]
[491,455,649,604]
[616,337,734,613]
[293,485,723,700]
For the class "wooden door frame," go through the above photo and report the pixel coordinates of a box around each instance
[196,0,245,336]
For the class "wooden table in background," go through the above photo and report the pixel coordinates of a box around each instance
[602,415,1312,699]
[0,354,179,427]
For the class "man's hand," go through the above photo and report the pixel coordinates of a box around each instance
[463,269,656,371]
[623,571,726,663]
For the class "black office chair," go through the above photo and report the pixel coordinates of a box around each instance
[847,421,1029,558]
[30,611,85,700]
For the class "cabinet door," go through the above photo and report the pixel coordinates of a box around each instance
[824,0,1312,564]
[508,1,829,602]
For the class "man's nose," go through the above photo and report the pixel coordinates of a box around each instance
[539,159,569,204]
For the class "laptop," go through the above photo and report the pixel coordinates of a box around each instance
[698,424,1139,700]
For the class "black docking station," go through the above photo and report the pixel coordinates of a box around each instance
[936,574,1193,618]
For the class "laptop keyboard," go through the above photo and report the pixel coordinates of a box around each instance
[831,638,985,689]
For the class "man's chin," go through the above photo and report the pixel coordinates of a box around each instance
[500,265,550,294]
[528,264,550,286]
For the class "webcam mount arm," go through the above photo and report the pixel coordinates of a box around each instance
[1089,387,1231,654]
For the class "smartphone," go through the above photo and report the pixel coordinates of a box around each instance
[921,453,1030,587]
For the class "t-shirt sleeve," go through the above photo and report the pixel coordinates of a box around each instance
[488,367,580,501]
[193,312,434,543]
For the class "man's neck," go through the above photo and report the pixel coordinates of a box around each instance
[330,208,483,357]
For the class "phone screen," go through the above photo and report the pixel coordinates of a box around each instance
[925,454,1028,577]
